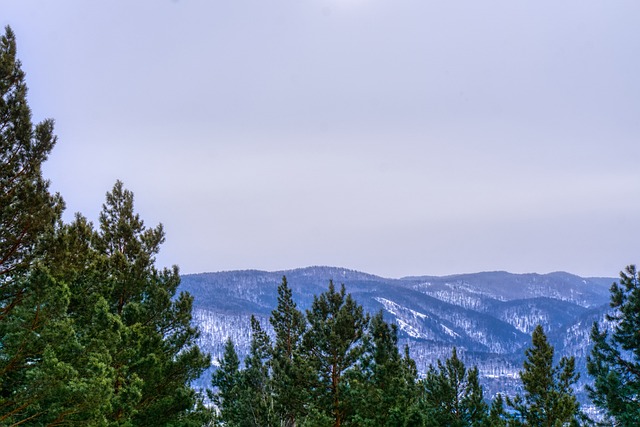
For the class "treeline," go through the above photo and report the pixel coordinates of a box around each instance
[209,270,640,427]
[2,25,640,426]
[209,277,583,426]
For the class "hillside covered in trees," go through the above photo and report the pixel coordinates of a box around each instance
[181,267,613,404]
[208,277,585,426]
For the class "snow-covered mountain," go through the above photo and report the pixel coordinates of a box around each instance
[180,267,614,401]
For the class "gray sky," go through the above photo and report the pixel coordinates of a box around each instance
[3,0,640,278]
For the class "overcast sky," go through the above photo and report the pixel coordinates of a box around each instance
[3,0,640,278]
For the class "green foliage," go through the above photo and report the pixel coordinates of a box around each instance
[419,347,488,427]
[507,324,581,427]
[0,25,63,304]
[0,24,89,425]
[302,281,369,427]
[587,265,640,425]
[212,280,391,427]
[486,394,508,427]
[270,276,308,426]
[350,311,418,427]
[94,182,211,426]
[211,338,243,426]
[0,27,209,424]
[240,316,277,426]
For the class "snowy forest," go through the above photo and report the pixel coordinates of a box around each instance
[2,25,640,426]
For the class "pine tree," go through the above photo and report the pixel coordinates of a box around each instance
[0,269,89,425]
[401,345,423,427]
[350,311,418,426]
[94,181,211,425]
[507,324,581,427]
[587,265,640,425]
[0,25,94,425]
[41,214,130,425]
[211,338,243,426]
[486,394,508,427]
[419,348,488,427]
[0,25,63,317]
[240,315,277,426]
[1,27,208,425]
[270,276,308,426]
[302,281,369,427]
[463,367,489,427]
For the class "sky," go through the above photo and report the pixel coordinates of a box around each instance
[3,0,640,278]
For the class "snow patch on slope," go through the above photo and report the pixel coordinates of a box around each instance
[375,297,430,339]
[375,297,427,319]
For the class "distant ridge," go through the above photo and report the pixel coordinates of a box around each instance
[181,266,615,402]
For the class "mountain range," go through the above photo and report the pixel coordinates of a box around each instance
[179,266,617,405]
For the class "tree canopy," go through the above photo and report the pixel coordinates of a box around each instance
[0,26,210,426]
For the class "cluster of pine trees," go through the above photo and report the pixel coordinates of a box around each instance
[0,27,211,425]
[3,25,640,426]
[210,277,586,426]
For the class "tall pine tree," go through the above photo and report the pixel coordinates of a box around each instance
[270,276,308,426]
[0,26,209,425]
[0,25,63,318]
[587,265,640,425]
[94,181,210,425]
[241,316,277,426]
[0,25,90,425]
[350,311,419,427]
[507,324,581,427]
[211,338,243,427]
[302,281,369,427]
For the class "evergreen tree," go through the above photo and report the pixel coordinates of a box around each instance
[419,348,488,427]
[401,345,424,427]
[94,181,210,425]
[240,316,277,426]
[0,25,96,425]
[40,214,134,425]
[302,281,369,427]
[211,338,243,427]
[486,394,508,427]
[350,311,418,426]
[0,269,94,425]
[463,368,488,427]
[1,27,208,425]
[0,25,63,318]
[587,265,640,425]
[270,276,308,426]
[507,324,581,427]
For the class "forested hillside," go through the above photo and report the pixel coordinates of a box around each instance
[202,275,591,425]
[181,268,613,404]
